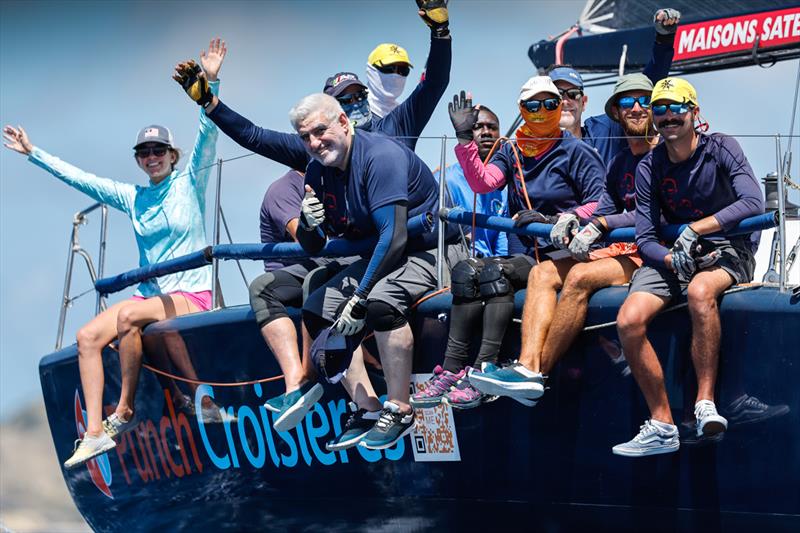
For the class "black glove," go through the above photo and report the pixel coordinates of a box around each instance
[653,8,681,35]
[448,90,478,141]
[692,238,721,270]
[513,209,558,227]
[416,0,449,38]
[174,60,213,108]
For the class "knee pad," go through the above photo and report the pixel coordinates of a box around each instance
[450,258,482,299]
[366,300,408,332]
[478,259,512,298]
[248,273,289,328]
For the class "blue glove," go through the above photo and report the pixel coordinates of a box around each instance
[334,295,368,336]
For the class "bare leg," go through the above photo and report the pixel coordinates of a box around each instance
[374,324,414,412]
[518,259,576,372]
[341,344,383,411]
[115,294,199,420]
[75,300,135,436]
[616,292,672,424]
[260,317,305,392]
[686,267,734,403]
[541,257,638,374]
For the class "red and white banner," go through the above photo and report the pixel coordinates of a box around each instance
[675,7,800,61]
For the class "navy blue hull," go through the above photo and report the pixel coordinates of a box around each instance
[39,286,800,531]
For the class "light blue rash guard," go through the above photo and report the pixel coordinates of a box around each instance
[27,81,220,297]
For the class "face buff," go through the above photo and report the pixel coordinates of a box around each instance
[342,99,372,128]
[516,104,562,157]
[366,64,407,119]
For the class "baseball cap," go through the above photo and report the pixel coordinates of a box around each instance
[310,326,363,384]
[133,125,174,149]
[367,43,413,68]
[651,77,698,106]
[518,76,560,103]
[548,66,585,89]
[323,72,367,98]
[604,73,655,120]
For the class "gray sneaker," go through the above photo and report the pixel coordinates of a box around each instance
[64,433,116,469]
[102,413,137,440]
[612,419,680,457]
[694,400,727,437]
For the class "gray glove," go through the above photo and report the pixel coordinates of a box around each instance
[569,221,604,261]
[654,8,681,35]
[550,213,579,250]
[334,295,368,336]
[672,249,696,282]
[673,225,699,254]
[300,188,325,230]
[693,238,721,270]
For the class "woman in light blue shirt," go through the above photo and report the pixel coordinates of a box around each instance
[2,39,226,469]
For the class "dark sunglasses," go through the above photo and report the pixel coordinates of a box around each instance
[135,146,169,158]
[376,64,410,77]
[558,88,583,100]
[521,97,561,113]
[652,103,692,116]
[336,91,368,106]
[617,95,651,109]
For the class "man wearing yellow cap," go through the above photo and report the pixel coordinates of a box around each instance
[366,43,414,119]
[613,77,764,457]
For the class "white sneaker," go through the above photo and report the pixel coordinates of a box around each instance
[695,400,727,437]
[612,419,680,457]
[102,413,137,440]
[64,433,116,469]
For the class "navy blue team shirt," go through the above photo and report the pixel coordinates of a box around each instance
[635,133,764,267]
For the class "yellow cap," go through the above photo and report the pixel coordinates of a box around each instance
[367,43,413,68]
[651,77,698,106]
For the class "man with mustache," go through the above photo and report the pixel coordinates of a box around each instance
[612,77,763,456]
[468,74,659,401]
[548,8,680,164]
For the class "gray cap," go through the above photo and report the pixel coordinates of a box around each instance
[133,125,174,149]
[604,73,654,121]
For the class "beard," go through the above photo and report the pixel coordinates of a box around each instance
[620,116,651,137]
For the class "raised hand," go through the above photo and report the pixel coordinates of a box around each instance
[200,37,227,82]
[173,60,213,108]
[416,0,449,38]
[2,125,33,155]
[654,8,681,35]
[300,185,325,230]
[448,90,478,141]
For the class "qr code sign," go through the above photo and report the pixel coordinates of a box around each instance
[409,374,461,462]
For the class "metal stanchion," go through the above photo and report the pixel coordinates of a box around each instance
[436,136,447,290]
[211,158,223,308]
[775,135,787,292]
[96,205,108,313]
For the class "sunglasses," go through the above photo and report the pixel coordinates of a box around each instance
[521,97,561,113]
[617,95,651,109]
[558,88,583,100]
[652,103,692,116]
[336,91,368,106]
[376,64,410,77]
[135,146,169,158]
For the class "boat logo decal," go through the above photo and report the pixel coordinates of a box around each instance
[73,389,114,499]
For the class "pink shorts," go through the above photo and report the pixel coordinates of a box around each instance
[589,242,643,267]
[130,290,213,312]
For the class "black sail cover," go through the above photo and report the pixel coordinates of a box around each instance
[529,0,800,78]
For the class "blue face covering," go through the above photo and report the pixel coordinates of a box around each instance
[342,99,372,128]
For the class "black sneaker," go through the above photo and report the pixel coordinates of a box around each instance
[325,402,380,451]
[725,394,790,426]
[358,401,415,450]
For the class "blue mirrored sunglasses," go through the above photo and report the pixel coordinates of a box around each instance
[617,95,651,109]
[521,97,561,113]
[652,103,691,116]
[337,91,368,106]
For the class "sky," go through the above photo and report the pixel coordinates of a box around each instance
[1,0,798,420]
